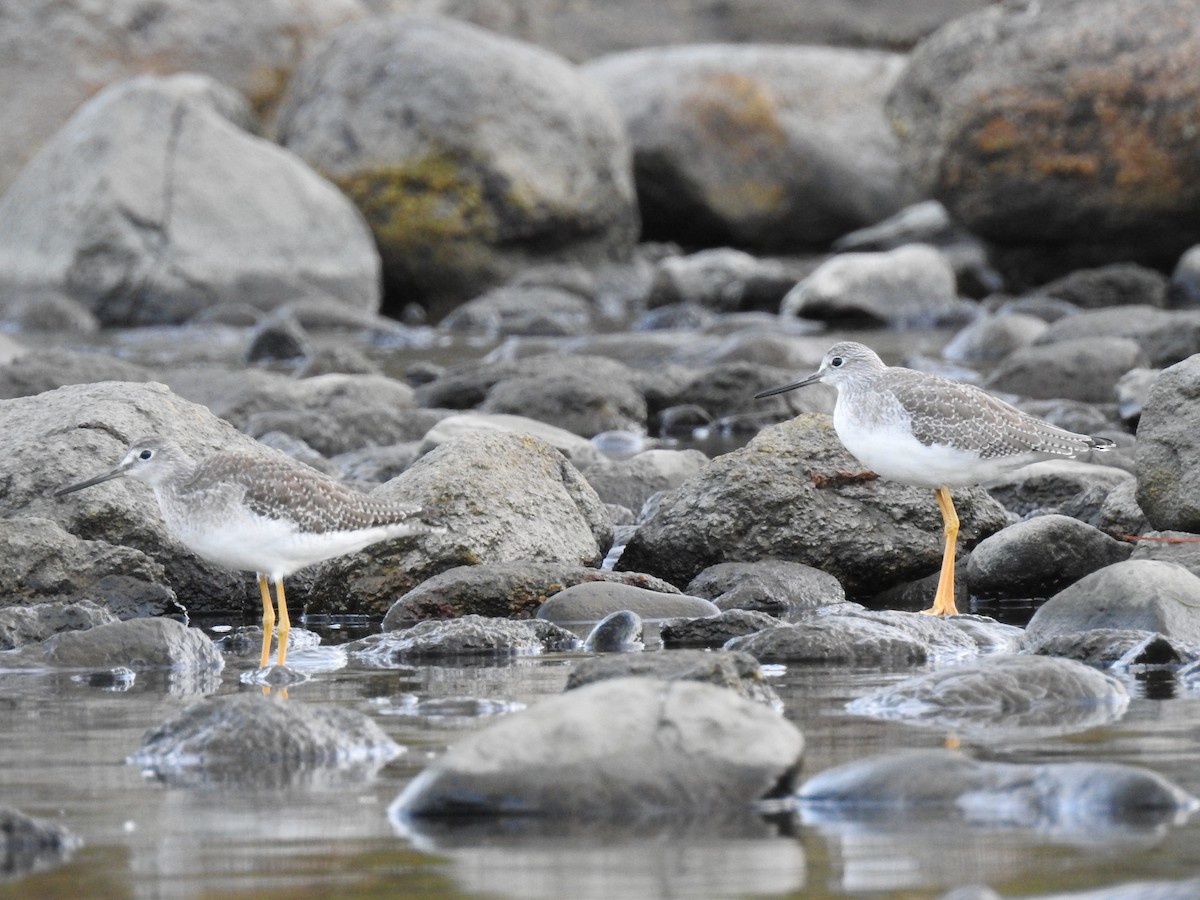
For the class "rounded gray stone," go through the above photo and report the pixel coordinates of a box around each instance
[536,582,719,624]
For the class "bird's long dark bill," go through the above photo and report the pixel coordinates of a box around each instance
[754,372,823,399]
[54,467,126,497]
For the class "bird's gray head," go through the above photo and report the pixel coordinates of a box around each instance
[55,436,193,497]
[755,341,886,399]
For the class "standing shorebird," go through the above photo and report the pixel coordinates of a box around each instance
[55,437,445,668]
[755,341,1116,615]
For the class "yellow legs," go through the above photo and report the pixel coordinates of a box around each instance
[256,573,291,668]
[923,485,960,616]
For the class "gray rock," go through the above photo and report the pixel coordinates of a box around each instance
[887,0,1200,281]
[277,14,636,319]
[244,309,311,364]
[1136,354,1200,531]
[382,561,680,629]
[646,248,793,313]
[583,44,908,248]
[984,338,1147,403]
[0,599,118,651]
[536,582,719,624]
[129,693,402,788]
[30,618,224,672]
[1115,366,1160,426]
[566,649,778,708]
[579,448,709,514]
[617,415,1008,597]
[847,655,1129,736]
[965,515,1132,600]
[1030,629,1195,670]
[1171,244,1200,307]
[670,361,835,428]
[480,372,647,438]
[0,286,99,333]
[798,750,1195,831]
[293,345,383,379]
[1026,560,1200,644]
[1094,479,1150,539]
[440,286,594,337]
[782,244,969,327]
[0,74,379,325]
[1129,531,1200,579]
[308,431,612,616]
[582,610,644,652]
[943,313,1047,363]
[0,348,155,400]
[726,615,929,667]
[0,805,77,880]
[356,615,579,661]
[1036,307,1200,370]
[686,558,845,618]
[1041,263,1170,310]
[331,442,428,485]
[391,677,803,818]
[660,609,782,649]
[417,412,601,467]
[985,460,1134,519]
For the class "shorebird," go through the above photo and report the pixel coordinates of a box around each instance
[56,437,445,667]
[756,341,1115,615]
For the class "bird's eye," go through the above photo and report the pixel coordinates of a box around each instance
[830,357,844,368]
[138,449,153,460]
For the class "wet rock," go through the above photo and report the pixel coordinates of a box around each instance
[7,381,282,612]
[583,44,907,248]
[686,559,845,618]
[480,371,647,437]
[965,515,1132,601]
[1136,354,1200,531]
[0,516,177,611]
[418,412,601,467]
[0,805,77,880]
[130,693,402,788]
[847,655,1129,736]
[566,649,778,708]
[578,448,709,514]
[278,14,636,319]
[0,599,118,651]
[984,460,1134,519]
[887,0,1200,280]
[440,285,594,337]
[617,415,1007,597]
[1026,560,1200,645]
[726,615,928,667]
[356,615,579,662]
[0,74,379,325]
[308,431,612,616]
[392,677,803,818]
[660,609,781,649]
[943,312,1047,363]
[984,337,1147,403]
[0,348,155,400]
[382,562,680,629]
[536,582,718,625]
[31,618,224,672]
[1035,307,1200,369]
[582,611,644,652]
[1029,630,1195,670]
[798,750,1196,832]
[781,244,969,327]
[645,248,794,313]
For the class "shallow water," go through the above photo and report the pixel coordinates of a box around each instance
[3,628,1200,900]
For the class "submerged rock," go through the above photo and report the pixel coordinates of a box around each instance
[355,615,579,663]
[565,649,780,710]
[582,610,644,652]
[660,609,781,649]
[536,582,718,625]
[0,805,77,880]
[392,677,803,819]
[130,693,402,788]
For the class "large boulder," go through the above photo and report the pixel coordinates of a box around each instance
[277,14,637,318]
[0,74,381,325]
[616,414,1007,597]
[0,0,365,195]
[583,44,909,249]
[887,0,1200,282]
[1137,354,1200,530]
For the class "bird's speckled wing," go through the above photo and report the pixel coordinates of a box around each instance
[884,368,1100,459]
[188,455,427,534]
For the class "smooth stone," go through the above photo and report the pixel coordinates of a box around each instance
[418,412,601,466]
[847,655,1129,736]
[535,582,719,625]
[355,616,579,661]
[391,677,803,818]
[582,610,644,652]
[726,617,929,667]
[984,460,1134,519]
[685,558,846,618]
[1035,306,1200,368]
[129,693,402,788]
[1040,263,1169,310]
[578,448,709,516]
[1027,560,1200,644]
[984,337,1148,403]
[660,609,782,649]
[645,248,794,313]
[31,618,224,672]
[565,649,780,709]
[480,372,647,438]
[0,348,155,400]
[943,312,1047,363]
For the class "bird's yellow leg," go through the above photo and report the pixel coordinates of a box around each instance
[258,573,275,669]
[923,485,960,616]
[274,578,291,667]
